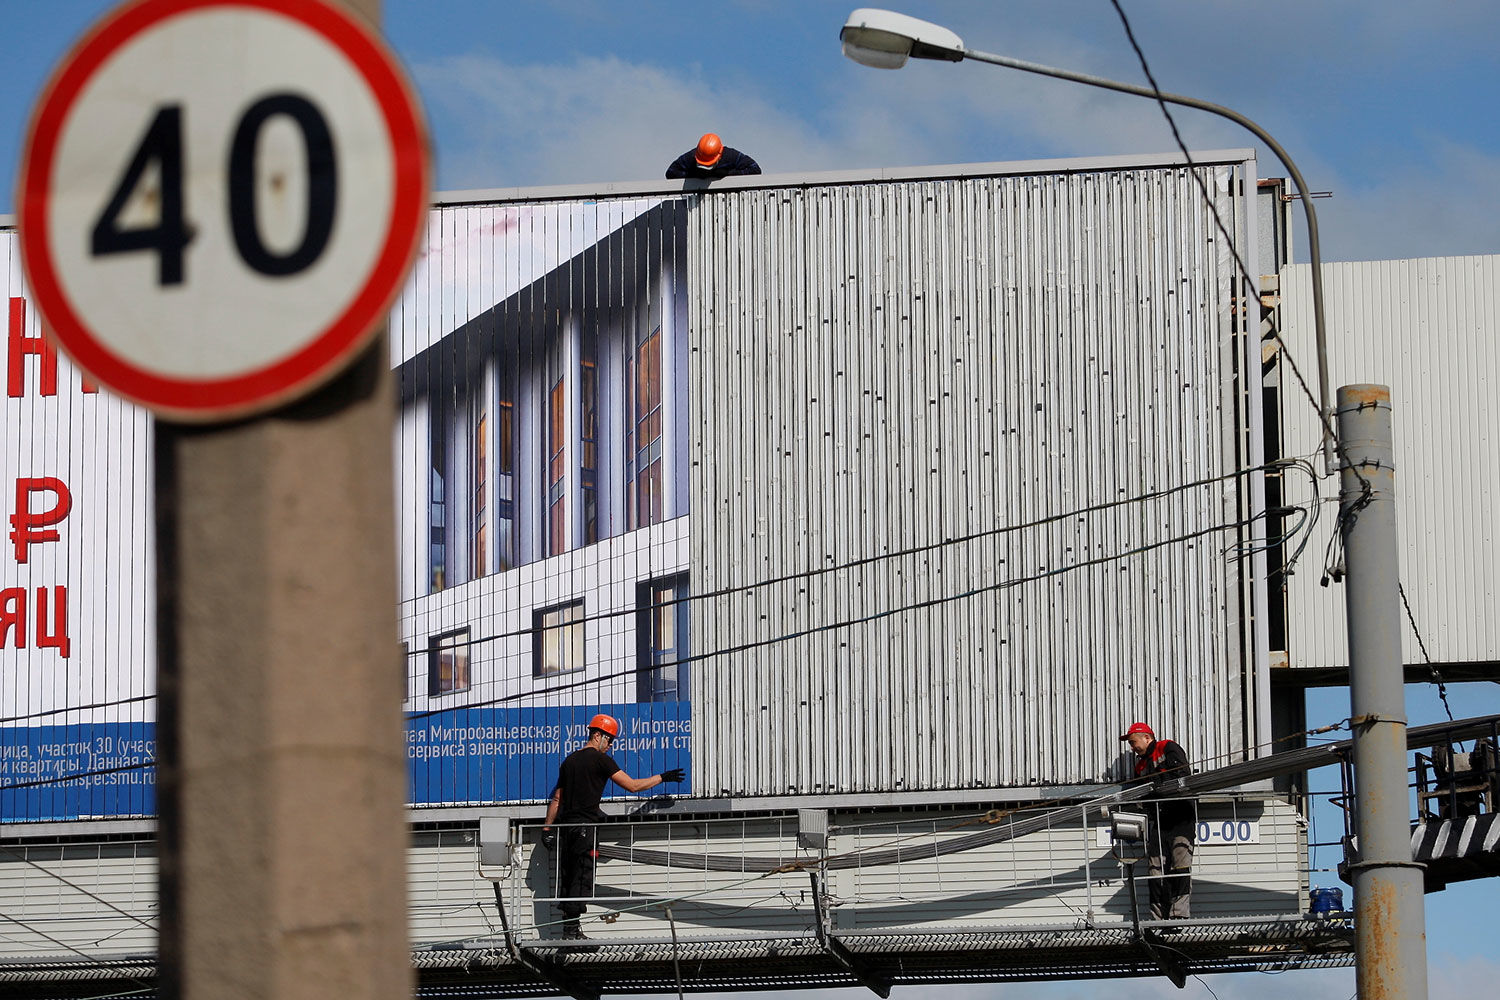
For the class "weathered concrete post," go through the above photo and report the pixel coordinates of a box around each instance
[156,1,411,996]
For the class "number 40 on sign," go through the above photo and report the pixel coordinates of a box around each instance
[16,0,429,422]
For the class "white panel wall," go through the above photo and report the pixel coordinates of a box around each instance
[1278,255,1500,669]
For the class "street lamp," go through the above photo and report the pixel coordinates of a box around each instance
[840,8,1335,469]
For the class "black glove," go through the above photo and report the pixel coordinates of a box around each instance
[540,829,557,851]
[659,767,685,783]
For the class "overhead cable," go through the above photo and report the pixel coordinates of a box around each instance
[407,508,1275,722]
[1108,0,1370,503]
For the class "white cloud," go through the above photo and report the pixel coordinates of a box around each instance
[410,3,1500,262]
[1317,141,1500,262]
[414,53,848,188]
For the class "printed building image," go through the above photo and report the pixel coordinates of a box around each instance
[393,198,694,804]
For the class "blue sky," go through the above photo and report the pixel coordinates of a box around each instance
[4,1,1499,263]
[2,2,1496,998]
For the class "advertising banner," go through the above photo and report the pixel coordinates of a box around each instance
[0,231,157,822]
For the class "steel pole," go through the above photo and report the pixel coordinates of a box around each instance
[1337,384,1427,1000]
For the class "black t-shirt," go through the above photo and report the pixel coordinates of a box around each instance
[555,747,621,823]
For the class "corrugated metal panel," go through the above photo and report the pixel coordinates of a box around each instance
[691,164,1263,796]
[1278,256,1500,669]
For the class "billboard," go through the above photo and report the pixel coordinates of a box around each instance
[0,152,1267,819]
[0,233,157,822]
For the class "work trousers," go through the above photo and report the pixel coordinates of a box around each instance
[1147,820,1195,919]
[556,826,597,921]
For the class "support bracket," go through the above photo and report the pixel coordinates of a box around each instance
[489,883,599,1000]
[1139,930,1189,990]
[1120,848,1187,989]
[808,870,891,999]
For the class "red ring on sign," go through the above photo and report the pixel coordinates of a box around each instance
[16,0,430,421]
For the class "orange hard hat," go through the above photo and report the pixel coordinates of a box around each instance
[695,133,724,167]
[588,714,620,738]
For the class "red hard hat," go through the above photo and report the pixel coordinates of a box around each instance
[695,133,724,167]
[588,714,620,738]
[1119,722,1154,741]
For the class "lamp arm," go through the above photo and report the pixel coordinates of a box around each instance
[964,47,1333,469]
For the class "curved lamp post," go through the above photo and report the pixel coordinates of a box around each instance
[839,8,1335,469]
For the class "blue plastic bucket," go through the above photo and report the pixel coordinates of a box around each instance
[1310,887,1344,916]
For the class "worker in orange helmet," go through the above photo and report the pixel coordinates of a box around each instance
[541,713,684,940]
[1121,721,1196,921]
[665,132,762,179]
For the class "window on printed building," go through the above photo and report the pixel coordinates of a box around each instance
[472,408,487,577]
[428,629,470,696]
[496,399,515,571]
[429,450,447,593]
[627,327,664,530]
[580,335,599,545]
[637,574,689,702]
[535,601,584,677]
[547,377,567,556]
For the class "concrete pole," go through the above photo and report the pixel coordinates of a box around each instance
[1337,384,1427,1000]
[155,1,410,997]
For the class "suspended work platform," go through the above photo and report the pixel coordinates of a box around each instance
[414,916,1355,999]
[5,716,1500,998]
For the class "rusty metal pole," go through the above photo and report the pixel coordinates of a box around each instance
[156,2,410,998]
[1338,384,1427,1000]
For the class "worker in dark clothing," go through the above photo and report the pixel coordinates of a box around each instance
[665,132,761,179]
[540,714,684,939]
[1121,721,1196,920]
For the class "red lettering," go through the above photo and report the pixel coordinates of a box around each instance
[7,297,98,398]
[8,298,54,397]
[35,586,69,659]
[0,588,26,648]
[9,477,72,563]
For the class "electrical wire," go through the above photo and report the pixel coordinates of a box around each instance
[0,909,152,991]
[0,760,151,794]
[0,461,1295,729]
[402,460,1286,666]
[0,846,156,932]
[407,508,1278,723]
[1399,581,1455,724]
[1107,1,1373,504]
[0,500,1309,795]
[0,695,155,727]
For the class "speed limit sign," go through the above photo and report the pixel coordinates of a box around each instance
[16,0,430,421]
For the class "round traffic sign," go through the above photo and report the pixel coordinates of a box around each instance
[16,0,430,421]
